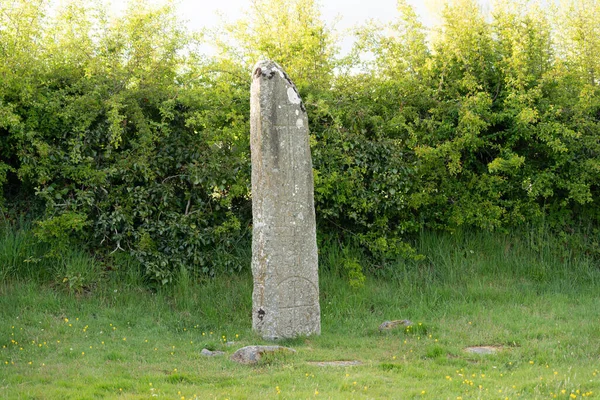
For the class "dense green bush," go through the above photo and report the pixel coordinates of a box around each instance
[1,1,252,283]
[1,0,599,283]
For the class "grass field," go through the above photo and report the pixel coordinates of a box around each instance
[1,227,599,399]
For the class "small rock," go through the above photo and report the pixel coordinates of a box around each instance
[230,345,296,365]
[201,348,225,357]
[465,346,500,355]
[378,319,412,331]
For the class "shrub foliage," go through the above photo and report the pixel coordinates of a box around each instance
[1,0,599,282]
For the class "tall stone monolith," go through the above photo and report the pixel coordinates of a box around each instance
[250,60,320,339]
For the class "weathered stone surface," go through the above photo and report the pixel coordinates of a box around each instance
[250,60,320,340]
[230,345,296,365]
[378,319,413,332]
[200,348,225,357]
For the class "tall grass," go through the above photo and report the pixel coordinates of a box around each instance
[0,219,47,280]
[2,217,598,295]
[1,222,599,399]
[0,218,104,291]
[364,226,600,288]
[315,225,600,337]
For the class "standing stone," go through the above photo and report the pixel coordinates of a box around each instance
[250,60,320,339]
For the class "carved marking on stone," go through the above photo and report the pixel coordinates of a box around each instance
[276,276,319,337]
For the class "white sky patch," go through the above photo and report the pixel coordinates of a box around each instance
[49,0,493,56]
[93,0,493,31]
[185,0,490,56]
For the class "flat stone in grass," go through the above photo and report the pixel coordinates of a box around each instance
[230,345,296,365]
[378,319,412,331]
[465,346,501,355]
[307,360,363,367]
[201,348,225,357]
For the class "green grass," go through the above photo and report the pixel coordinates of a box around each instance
[0,226,599,399]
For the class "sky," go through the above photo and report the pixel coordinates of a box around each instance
[178,0,433,31]
[107,0,492,32]
[100,0,491,55]
[178,0,437,55]
[51,0,492,56]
